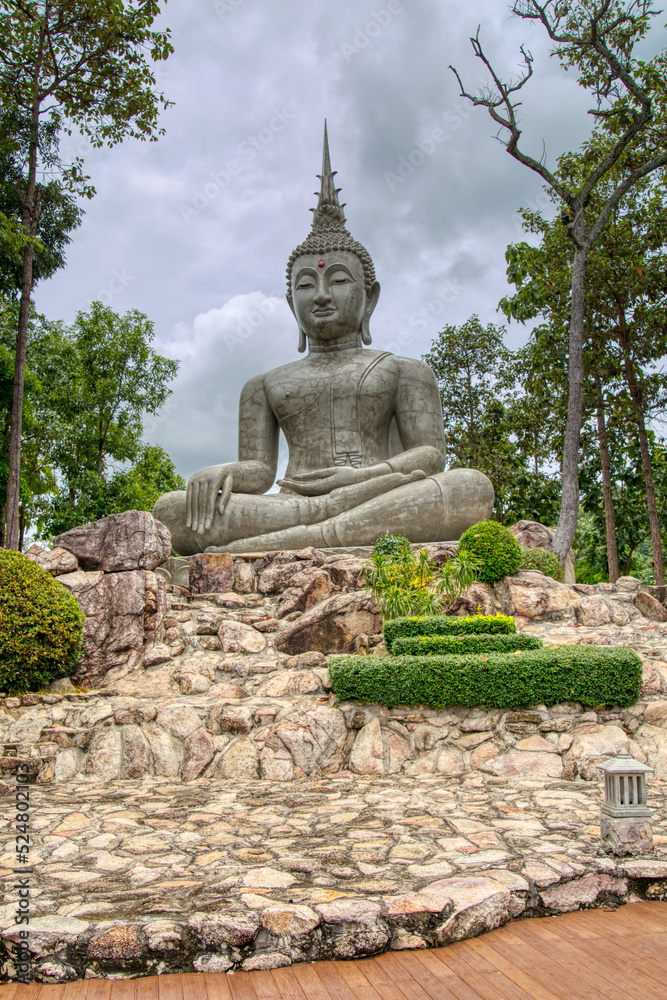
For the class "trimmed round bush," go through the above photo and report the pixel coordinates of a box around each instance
[458,520,522,584]
[521,546,564,582]
[372,532,411,558]
[0,550,84,695]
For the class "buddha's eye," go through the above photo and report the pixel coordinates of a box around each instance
[297,279,315,289]
[331,273,350,284]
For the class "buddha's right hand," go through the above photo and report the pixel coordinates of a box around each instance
[186,466,234,534]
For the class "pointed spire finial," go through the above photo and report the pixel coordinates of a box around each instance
[311,119,347,230]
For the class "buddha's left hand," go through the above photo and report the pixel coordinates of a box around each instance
[278,466,367,495]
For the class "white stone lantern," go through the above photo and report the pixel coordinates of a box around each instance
[598,748,654,856]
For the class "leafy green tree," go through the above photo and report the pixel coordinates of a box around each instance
[451,0,667,567]
[501,168,667,582]
[0,301,182,545]
[0,0,173,549]
[423,316,562,525]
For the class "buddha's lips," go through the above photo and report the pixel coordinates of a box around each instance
[312,309,336,317]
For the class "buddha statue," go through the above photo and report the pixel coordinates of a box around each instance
[154,124,494,554]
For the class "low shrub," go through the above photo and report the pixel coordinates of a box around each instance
[329,646,642,710]
[383,613,516,653]
[0,550,84,695]
[392,633,542,656]
[458,520,522,584]
[521,547,564,582]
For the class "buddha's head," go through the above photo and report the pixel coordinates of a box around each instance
[287,123,380,352]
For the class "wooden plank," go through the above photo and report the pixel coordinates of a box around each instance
[485,925,609,1000]
[365,953,435,1000]
[61,983,88,1000]
[226,974,258,1000]
[394,949,469,1000]
[508,918,647,1000]
[246,970,283,1000]
[108,982,134,1000]
[267,967,308,1000]
[180,975,207,1000]
[202,973,233,1000]
[303,961,358,1000]
[0,985,19,1000]
[333,959,384,1000]
[453,941,537,1000]
[133,978,158,1000]
[290,964,336,1000]
[549,910,667,977]
[462,935,565,1000]
[544,913,667,995]
[157,976,182,1000]
[37,987,65,1000]
[352,957,414,1000]
[85,981,111,1000]
[433,940,536,1000]
[409,950,486,1000]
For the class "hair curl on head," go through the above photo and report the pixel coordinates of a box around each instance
[286,122,377,301]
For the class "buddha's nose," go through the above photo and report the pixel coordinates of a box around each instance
[313,284,332,305]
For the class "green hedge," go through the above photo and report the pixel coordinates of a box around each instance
[392,633,543,656]
[329,646,642,710]
[383,613,516,652]
[0,549,84,695]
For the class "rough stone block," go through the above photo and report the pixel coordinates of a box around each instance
[189,552,234,594]
[54,510,171,572]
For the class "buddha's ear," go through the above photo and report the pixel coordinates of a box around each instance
[361,281,380,345]
[287,293,308,353]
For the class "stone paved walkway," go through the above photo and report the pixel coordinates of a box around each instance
[2,772,666,980]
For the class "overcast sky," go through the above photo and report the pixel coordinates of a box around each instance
[34,0,667,483]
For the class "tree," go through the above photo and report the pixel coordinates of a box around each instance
[0,0,173,549]
[501,169,667,582]
[423,316,562,525]
[0,301,181,545]
[451,0,667,566]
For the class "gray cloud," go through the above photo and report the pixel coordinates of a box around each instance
[34,0,667,480]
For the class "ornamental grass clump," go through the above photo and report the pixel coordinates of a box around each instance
[458,520,522,584]
[0,550,84,695]
[363,533,480,619]
[521,547,564,582]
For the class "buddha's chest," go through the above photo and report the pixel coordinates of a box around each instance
[264,353,396,431]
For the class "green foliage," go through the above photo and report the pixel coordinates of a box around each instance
[0,302,182,542]
[392,633,543,656]
[383,613,516,653]
[0,549,83,694]
[329,646,642,711]
[521,547,564,582]
[422,317,563,526]
[458,520,523,584]
[363,534,480,619]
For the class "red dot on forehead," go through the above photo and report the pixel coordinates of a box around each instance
[318,259,325,268]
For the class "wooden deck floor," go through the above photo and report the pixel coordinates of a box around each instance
[1,902,665,1000]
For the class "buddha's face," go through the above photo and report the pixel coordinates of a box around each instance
[289,250,379,344]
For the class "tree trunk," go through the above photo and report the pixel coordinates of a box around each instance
[593,366,620,582]
[552,242,589,565]
[5,183,38,550]
[4,37,44,551]
[18,504,25,552]
[617,312,665,585]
